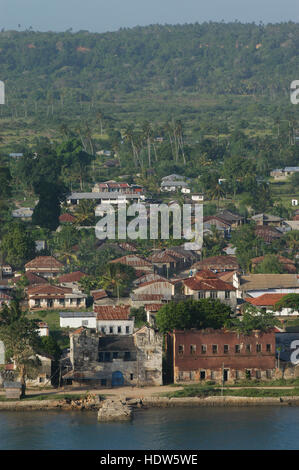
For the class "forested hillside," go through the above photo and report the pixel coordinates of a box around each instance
[1,22,299,98]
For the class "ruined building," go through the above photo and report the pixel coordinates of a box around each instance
[65,326,163,387]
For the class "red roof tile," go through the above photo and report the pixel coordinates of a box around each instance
[110,255,152,268]
[193,256,239,271]
[59,213,76,223]
[25,256,63,270]
[58,271,87,283]
[94,305,131,320]
[144,303,163,312]
[183,270,236,291]
[245,294,287,307]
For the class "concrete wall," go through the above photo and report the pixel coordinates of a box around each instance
[60,316,97,329]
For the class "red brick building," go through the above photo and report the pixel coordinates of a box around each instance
[167,328,276,384]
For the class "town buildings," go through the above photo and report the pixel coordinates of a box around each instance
[182,270,237,308]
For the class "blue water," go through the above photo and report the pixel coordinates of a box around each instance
[0,406,298,450]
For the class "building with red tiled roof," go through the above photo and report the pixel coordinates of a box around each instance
[91,289,108,302]
[58,271,87,284]
[25,256,63,278]
[245,293,286,307]
[110,254,153,271]
[27,284,87,310]
[59,213,76,224]
[244,293,299,319]
[255,226,283,244]
[94,305,133,335]
[183,270,237,307]
[192,256,239,273]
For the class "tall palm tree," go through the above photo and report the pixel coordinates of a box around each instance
[74,200,95,226]
[208,183,226,209]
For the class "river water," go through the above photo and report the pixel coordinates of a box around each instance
[0,406,298,450]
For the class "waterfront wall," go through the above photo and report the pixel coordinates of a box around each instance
[2,395,299,411]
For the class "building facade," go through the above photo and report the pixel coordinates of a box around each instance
[67,326,163,388]
[167,329,276,384]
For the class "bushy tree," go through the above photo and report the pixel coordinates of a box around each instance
[155,299,232,333]
[0,302,41,396]
[1,223,36,269]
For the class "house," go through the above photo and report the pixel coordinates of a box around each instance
[0,264,13,277]
[161,180,189,192]
[26,355,53,387]
[238,274,299,298]
[59,213,76,224]
[255,225,283,244]
[167,328,276,383]
[37,322,49,337]
[132,279,175,298]
[57,271,87,290]
[133,273,167,286]
[92,181,131,194]
[191,194,204,202]
[215,210,244,228]
[149,250,182,276]
[25,256,63,278]
[60,311,97,329]
[270,167,299,180]
[91,289,109,305]
[67,192,144,206]
[130,293,168,308]
[9,153,23,159]
[161,174,185,182]
[95,305,133,335]
[251,256,296,274]
[251,213,284,227]
[203,216,231,235]
[182,270,237,308]
[65,325,163,387]
[12,207,33,219]
[284,220,299,231]
[27,284,87,310]
[13,271,48,287]
[244,294,299,320]
[149,248,196,276]
[191,256,239,273]
[110,255,153,273]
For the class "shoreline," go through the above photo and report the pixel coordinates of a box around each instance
[1,395,299,411]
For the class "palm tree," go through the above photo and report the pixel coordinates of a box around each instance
[74,200,95,226]
[100,263,131,301]
[208,183,226,209]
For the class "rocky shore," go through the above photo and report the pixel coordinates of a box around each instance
[1,394,299,413]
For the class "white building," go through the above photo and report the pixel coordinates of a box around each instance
[95,305,134,335]
[60,312,97,329]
